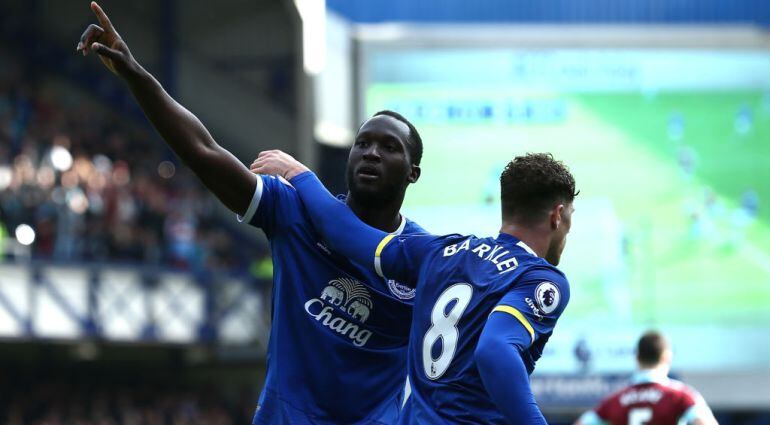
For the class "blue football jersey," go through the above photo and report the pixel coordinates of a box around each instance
[240,175,424,424]
[374,232,570,424]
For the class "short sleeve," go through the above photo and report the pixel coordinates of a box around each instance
[376,233,445,287]
[593,397,614,423]
[680,387,715,424]
[491,267,570,346]
[236,174,301,237]
[578,410,608,425]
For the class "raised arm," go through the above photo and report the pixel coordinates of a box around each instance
[77,2,256,215]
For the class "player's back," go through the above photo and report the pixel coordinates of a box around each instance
[593,374,705,425]
[401,233,570,424]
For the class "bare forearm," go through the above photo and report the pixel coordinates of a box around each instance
[123,64,216,165]
[78,2,256,215]
[123,66,255,213]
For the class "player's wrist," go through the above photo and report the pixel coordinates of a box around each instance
[119,57,145,81]
[284,165,310,180]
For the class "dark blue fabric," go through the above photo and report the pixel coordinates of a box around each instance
[247,173,424,424]
[289,171,572,424]
[476,311,548,424]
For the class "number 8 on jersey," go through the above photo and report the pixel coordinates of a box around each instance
[422,283,473,379]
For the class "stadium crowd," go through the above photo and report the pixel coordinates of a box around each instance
[0,71,263,273]
[0,382,255,425]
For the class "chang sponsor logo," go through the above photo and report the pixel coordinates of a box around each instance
[304,278,374,347]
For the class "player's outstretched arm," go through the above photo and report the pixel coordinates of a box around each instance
[77,2,256,216]
[475,312,549,425]
[250,150,387,271]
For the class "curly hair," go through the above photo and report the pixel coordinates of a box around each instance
[500,153,578,222]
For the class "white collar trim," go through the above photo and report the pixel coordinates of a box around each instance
[392,215,407,235]
[516,240,537,257]
[632,370,669,385]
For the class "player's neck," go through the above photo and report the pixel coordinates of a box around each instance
[346,193,404,233]
[639,365,669,378]
[499,222,549,258]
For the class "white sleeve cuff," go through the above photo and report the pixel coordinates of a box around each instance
[680,402,714,425]
[237,175,264,224]
[579,411,607,425]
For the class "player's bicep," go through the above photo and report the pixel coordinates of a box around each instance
[491,268,570,346]
[681,390,717,425]
[183,144,259,216]
[475,313,549,424]
[377,233,440,287]
[479,305,536,353]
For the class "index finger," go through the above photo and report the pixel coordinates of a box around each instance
[91,1,116,33]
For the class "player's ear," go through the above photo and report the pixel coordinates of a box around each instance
[661,347,673,365]
[550,204,564,230]
[408,164,421,184]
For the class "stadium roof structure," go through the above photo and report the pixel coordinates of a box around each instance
[327,0,770,26]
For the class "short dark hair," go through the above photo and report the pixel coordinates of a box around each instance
[373,110,423,166]
[500,153,578,222]
[637,330,669,367]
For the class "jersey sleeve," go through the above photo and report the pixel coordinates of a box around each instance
[490,266,570,347]
[475,305,549,424]
[680,387,716,425]
[288,171,443,287]
[592,398,615,424]
[578,410,609,425]
[236,174,300,237]
[376,233,446,287]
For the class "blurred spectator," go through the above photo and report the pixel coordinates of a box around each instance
[0,382,253,425]
[0,70,264,273]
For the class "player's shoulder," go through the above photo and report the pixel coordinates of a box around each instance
[517,259,569,288]
[596,381,636,407]
[664,378,704,403]
[260,174,301,205]
[239,174,300,231]
[507,260,570,315]
[262,174,297,190]
[411,232,470,246]
[402,217,428,235]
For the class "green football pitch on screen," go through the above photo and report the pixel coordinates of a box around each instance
[367,85,770,328]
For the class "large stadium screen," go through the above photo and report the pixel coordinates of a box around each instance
[362,48,770,373]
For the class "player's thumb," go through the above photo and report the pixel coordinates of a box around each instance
[91,42,122,62]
